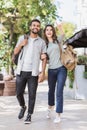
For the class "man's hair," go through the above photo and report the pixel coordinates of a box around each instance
[29,19,41,26]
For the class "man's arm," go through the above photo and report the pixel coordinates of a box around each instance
[38,54,47,83]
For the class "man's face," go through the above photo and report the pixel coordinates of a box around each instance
[30,21,40,34]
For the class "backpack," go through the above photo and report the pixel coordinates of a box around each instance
[12,48,23,65]
[12,34,28,65]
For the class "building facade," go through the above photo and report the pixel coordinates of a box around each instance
[74,0,87,55]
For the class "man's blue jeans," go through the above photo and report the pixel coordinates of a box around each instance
[48,66,67,113]
[16,71,38,114]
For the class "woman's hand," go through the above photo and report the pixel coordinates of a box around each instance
[40,53,47,60]
[57,23,64,35]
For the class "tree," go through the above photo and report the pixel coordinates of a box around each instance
[0,0,58,74]
[62,22,76,39]
[0,0,58,37]
[55,22,76,41]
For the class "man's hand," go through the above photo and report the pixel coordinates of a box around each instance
[38,72,45,83]
[20,39,28,47]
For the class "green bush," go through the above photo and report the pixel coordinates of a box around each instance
[83,71,87,79]
[67,70,75,88]
[77,55,87,65]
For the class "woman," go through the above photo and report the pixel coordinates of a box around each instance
[44,24,67,123]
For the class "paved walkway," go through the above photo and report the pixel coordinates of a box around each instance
[0,81,87,130]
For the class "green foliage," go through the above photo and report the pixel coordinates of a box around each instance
[67,70,75,88]
[77,55,87,65]
[0,0,58,37]
[83,71,87,79]
[56,22,76,41]
[67,55,87,88]
[77,55,87,79]
[83,65,87,79]
[63,22,76,39]
[0,34,13,73]
[0,0,58,74]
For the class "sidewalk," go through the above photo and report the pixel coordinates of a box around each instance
[0,80,87,130]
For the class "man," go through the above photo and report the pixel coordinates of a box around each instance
[14,19,47,124]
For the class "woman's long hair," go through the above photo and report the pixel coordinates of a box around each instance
[44,24,59,46]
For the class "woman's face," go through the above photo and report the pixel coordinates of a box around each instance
[45,26,53,39]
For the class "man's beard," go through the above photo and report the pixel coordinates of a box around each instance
[31,29,39,34]
[32,31,38,34]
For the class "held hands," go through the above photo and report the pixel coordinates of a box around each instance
[38,72,45,83]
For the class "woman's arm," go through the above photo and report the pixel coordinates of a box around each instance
[57,23,65,36]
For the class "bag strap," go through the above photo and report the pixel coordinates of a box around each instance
[17,34,29,60]
[58,43,62,56]
[58,42,67,57]
[20,34,29,55]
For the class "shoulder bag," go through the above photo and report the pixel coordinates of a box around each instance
[58,43,77,71]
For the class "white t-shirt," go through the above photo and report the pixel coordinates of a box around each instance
[22,37,36,71]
